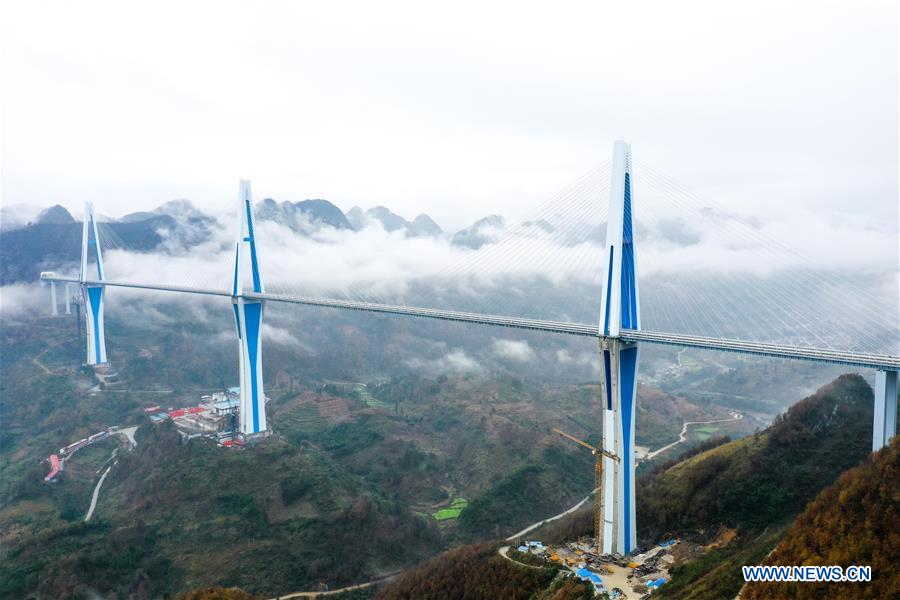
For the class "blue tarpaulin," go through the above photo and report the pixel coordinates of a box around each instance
[575,568,603,585]
[659,539,677,547]
[647,577,667,588]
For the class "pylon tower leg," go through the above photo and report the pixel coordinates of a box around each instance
[599,338,639,555]
[234,297,266,434]
[80,203,107,365]
[232,179,268,436]
[598,140,640,556]
[83,285,107,364]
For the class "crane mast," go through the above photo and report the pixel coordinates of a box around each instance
[552,427,620,554]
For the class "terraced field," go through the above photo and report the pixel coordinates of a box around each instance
[356,384,389,408]
[433,497,468,521]
[693,426,720,441]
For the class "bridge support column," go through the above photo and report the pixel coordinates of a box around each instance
[599,337,639,555]
[65,283,73,314]
[232,180,267,435]
[50,281,58,316]
[873,370,898,451]
[80,202,107,365]
[598,140,640,556]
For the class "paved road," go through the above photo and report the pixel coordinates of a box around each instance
[114,426,139,448]
[269,411,744,598]
[78,427,138,522]
[32,356,52,375]
[504,411,743,544]
[505,490,596,542]
[84,464,113,522]
[497,546,548,570]
[646,412,743,461]
[269,572,400,599]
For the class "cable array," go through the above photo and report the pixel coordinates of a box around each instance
[265,160,613,323]
[69,155,897,356]
[635,165,898,355]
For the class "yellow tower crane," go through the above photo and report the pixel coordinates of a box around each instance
[552,427,620,554]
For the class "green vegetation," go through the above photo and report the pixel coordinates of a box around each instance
[692,425,719,440]
[459,444,593,540]
[432,497,468,520]
[177,588,261,600]
[375,542,561,600]
[0,422,442,599]
[638,374,873,542]
[538,375,879,600]
[640,374,876,600]
[743,437,900,600]
[653,525,790,600]
[507,548,559,569]
[356,385,388,408]
[0,314,774,599]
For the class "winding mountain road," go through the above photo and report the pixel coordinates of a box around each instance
[269,572,400,599]
[645,411,742,460]
[505,491,595,542]
[497,545,546,569]
[79,426,138,522]
[269,411,744,598]
[504,411,744,544]
[84,464,113,522]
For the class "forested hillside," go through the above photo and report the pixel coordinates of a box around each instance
[533,374,879,600]
[1,421,442,598]
[1,294,846,599]
[743,437,900,600]
[375,542,593,600]
[638,373,874,542]
[644,374,877,600]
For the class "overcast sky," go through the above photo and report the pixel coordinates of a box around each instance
[2,1,898,234]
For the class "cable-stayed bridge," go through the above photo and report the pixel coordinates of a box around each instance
[40,275,900,371]
[39,140,899,557]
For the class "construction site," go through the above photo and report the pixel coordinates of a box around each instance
[42,425,138,483]
[509,537,678,598]
[519,427,675,597]
[44,385,269,484]
[145,386,271,446]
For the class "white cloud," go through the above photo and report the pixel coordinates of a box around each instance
[0,282,46,318]
[1,1,895,236]
[406,348,481,375]
[556,349,573,364]
[555,348,598,367]
[4,0,897,352]
[261,322,311,351]
[493,339,535,362]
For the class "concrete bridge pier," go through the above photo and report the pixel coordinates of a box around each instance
[50,281,58,316]
[873,369,898,451]
[65,283,74,314]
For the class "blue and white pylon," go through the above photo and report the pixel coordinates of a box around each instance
[598,140,640,556]
[232,180,268,435]
[80,202,108,365]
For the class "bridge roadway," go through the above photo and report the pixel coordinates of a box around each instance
[43,275,900,371]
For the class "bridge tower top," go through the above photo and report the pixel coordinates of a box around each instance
[80,202,104,284]
[233,179,265,296]
[599,140,640,337]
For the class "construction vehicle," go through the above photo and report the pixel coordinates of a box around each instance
[552,427,620,554]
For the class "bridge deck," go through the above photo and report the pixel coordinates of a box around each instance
[43,275,900,371]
